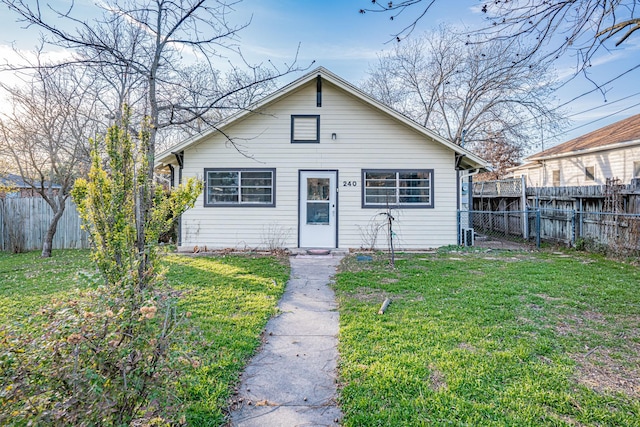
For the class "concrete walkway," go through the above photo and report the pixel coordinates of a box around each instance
[228,254,344,427]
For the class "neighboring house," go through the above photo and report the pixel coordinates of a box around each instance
[510,114,640,187]
[0,173,61,199]
[155,67,487,251]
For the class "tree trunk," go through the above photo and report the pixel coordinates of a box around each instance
[41,199,66,258]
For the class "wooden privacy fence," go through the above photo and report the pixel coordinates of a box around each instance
[467,178,640,252]
[473,178,640,215]
[0,198,89,252]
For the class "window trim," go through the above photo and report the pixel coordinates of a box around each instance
[633,160,640,178]
[361,169,435,209]
[552,169,560,187]
[585,165,595,182]
[291,115,320,143]
[204,168,276,207]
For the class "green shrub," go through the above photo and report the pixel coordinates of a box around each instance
[0,110,201,425]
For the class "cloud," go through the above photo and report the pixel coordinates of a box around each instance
[0,44,75,112]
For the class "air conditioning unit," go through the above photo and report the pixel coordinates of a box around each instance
[460,227,475,246]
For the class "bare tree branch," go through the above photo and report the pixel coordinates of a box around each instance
[0,0,308,269]
[360,0,640,88]
[362,25,566,174]
[0,63,101,256]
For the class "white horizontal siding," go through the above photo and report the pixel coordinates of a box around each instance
[521,145,640,187]
[180,80,459,250]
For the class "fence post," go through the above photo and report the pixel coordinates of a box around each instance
[0,199,4,251]
[457,210,461,245]
[536,208,541,248]
[578,209,583,240]
[524,206,529,240]
[521,175,527,239]
[571,210,576,247]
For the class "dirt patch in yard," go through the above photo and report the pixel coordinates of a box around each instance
[427,364,448,392]
[573,346,640,398]
[474,237,534,251]
[554,311,607,336]
[535,293,565,302]
[457,342,477,353]
[555,311,640,398]
[339,253,396,273]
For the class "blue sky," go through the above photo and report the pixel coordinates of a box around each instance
[1,0,639,153]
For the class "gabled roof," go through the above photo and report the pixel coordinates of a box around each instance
[155,67,487,170]
[526,114,640,161]
[0,173,61,189]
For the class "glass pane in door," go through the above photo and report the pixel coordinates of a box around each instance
[306,202,329,224]
[307,178,330,200]
[306,178,330,224]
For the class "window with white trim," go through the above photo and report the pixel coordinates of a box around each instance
[585,166,595,182]
[362,169,434,208]
[204,168,275,207]
[291,115,320,143]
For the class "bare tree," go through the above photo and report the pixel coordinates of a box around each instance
[1,0,304,283]
[479,0,640,69]
[0,65,101,257]
[473,137,524,180]
[362,26,564,167]
[155,65,279,149]
[360,1,640,77]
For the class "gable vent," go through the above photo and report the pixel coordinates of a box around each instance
[291,115,320,143]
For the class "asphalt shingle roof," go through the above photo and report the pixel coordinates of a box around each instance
[528,114,640,160]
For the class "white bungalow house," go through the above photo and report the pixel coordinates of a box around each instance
[155,67,487,251]
[510,114,640,187]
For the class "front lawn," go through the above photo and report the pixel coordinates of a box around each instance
[0,250,289,426]
[164,254,289,425]
[335,249,640,426]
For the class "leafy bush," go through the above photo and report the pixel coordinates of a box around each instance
[1,283,188,425]
[0,111,201,425]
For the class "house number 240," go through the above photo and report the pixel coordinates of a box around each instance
[343,181,357,187]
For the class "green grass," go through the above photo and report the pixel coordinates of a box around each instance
[0,250,290,426]
[334,249,640,426]
[164,254,289,425]
[0,250,96,321]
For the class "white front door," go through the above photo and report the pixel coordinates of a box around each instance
[299,170,337,248]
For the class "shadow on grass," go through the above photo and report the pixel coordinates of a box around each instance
[164,254,290,426]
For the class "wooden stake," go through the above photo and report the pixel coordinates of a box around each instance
[378,298,391,315]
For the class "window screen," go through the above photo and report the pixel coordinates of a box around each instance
[362,169,434,208]
[205,169,275,207]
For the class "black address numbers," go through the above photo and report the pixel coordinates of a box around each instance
[342,181,357,187]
